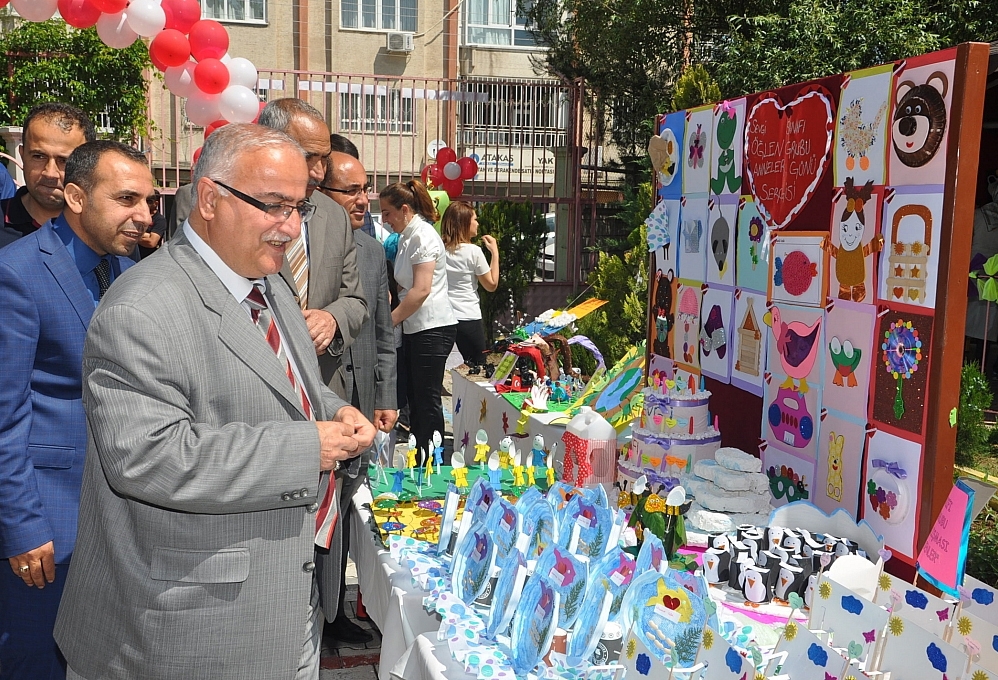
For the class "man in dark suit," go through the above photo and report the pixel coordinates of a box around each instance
[0,140,154,680]
[0,103,95,249]
[320,145,398,644]
[54,124,375,680]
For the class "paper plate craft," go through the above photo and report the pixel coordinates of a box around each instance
[452,521,498,605]
[521,494,557,559]
[634,531,667,575]
[486,548,529,639]
[484,497,519,559]
[590,547,637,620]
[565,576,613,667]
[649,127,680,187]
[619,569,707,666]
[466,477,497,526]
[508,575,560,676]
[559,494,612,559]
[515,486,543,516]
[535,545,588,630]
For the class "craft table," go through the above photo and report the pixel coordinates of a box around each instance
[388,634,459,680]
[350,484,443,679]
[449,371,569,461]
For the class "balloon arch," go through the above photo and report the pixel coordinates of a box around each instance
[7,0,480,197]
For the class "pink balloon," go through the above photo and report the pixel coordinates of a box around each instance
[58,0,101,28]
[149,29,191,70]
[164,61,198,98]
[162,0,202,33]
[0,0,10,7]
[91,0,127,11]
[443,161,461,181]
[188,20,229,61]
[11,0,57,21]
[96,10,138,49]
[436,147,457,166]
[457,156,479,180]
[194,58,230,95]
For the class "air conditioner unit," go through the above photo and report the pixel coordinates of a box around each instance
[386,32,414,53]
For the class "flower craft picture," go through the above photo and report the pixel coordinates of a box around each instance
[882,319,922,419]
[749,215,765,269]
[688,123,706,169]
[867,459,908,523]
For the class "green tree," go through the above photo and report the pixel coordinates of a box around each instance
[572,182,651,373]
[956,362,994,467]
[0,19,151,138]
[477,200,549,342]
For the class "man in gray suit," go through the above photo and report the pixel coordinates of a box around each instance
[53,124,376,680]
[259,100,368,382]
[319,145,398,644]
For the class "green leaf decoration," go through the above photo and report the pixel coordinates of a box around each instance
[673,627,702,664]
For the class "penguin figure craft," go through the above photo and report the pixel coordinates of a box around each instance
[803,573,819,609]
[703,548,731,584]
[709,533,731,552]
[768,526,786,551]
[740,564,772,604]
[758,551,784,593]
[782,530,802,554]
[774,561,807,601]
[728,542,752,590]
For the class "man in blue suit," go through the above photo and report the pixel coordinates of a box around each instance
[0,140,156,679]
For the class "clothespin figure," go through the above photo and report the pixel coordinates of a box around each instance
[391,469,406,495]
[498,436,512,468]
[425,447,433,482]
[545,449,556,487]
[516,410,529,435]
[488,451,502,486]
[406,434,418,479]
[473,429,489,468]
[512,447,525,487]
[526,466,536,487]
[431,430,444,467]
[530,434,546,467]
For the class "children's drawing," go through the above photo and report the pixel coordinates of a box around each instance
[862,431,921,559]
[763,442,817,507]
[735,196,771,292]
[644,199,671,259]
[731,290,766,396]
[673,281,703,370]
[764,369,821,460]
[699,287,734,383]
[656,111,686,199]
[678,196,708,281]
[834,64,893,186]
[871,311,933,435]
[683,106,713,195]
[649,266,676,360]
[879,190,944,309]
[828,179,883,303]
[822,301,876,419]
[707,197,738,287]
[710,99,745,195]
[813,411,866,518]
[770,233,828,308]
[765,303,824,393]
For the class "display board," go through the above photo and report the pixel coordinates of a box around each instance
[644,43,989,564]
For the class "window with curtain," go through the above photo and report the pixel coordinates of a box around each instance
[201,0,266,22]
[341,0,417,31]
[464,0,536,46]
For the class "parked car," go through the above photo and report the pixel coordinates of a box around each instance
[535,212,556,282]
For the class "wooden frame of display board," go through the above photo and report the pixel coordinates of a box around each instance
[643,42,991,574]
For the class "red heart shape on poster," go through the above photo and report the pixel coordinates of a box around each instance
[744,87,834,230]
[663,596,681,610]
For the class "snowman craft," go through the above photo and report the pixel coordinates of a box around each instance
[827,178,884,303]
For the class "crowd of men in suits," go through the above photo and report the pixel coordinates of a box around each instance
[0,100,400,680]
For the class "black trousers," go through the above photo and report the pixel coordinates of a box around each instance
[403,324,457,456]
[454,319,488,367]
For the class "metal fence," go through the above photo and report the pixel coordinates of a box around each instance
[145,69,629,295]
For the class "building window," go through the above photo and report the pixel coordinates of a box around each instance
[458,81,567,146]
[201,0,266,23]
[340,89,414,134]
[341,0,417,32]
[464,0,536,47]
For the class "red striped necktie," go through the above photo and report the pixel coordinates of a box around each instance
[245,284,339,547]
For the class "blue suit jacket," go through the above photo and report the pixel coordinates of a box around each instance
[0,221,134,564]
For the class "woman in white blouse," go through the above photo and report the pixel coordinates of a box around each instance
[441,202,499,373]
[379,180,457,455]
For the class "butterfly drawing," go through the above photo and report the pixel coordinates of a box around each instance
[683,219,703,254]
[937,609,950,621]
[862,629,876,643]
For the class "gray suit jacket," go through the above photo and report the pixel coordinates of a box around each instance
[54,233,351,680]
[166,183,194,241]
[279,191,368,393]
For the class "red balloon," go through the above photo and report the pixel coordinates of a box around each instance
[0,0,10,7]
[436,147,457,166]
[188,20,229,61]
[149,29,191,70]
[421,163,444,189]
[192,146,203,168]
[194,58,229,95]
[457,156,479,180]
[204,119,228,138]
[162,0,202,33]
[442,178,463,199]
[58,0,101,28]
[149,50,168,72]
[91,0,126,11]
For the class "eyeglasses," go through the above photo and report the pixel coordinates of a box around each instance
[320,184,371,199]
[212,180,316,223]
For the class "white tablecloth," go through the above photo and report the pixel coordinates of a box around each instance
[350,484,443,679]
[389,634,465,680]
[450,371,568,461]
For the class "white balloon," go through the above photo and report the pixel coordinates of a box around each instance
[165,62,198,99]
[443,161,461,181]
[220,53,232,65]
[12,0,58,22]
[185,92,222,128]
[96,11,138,49]
[125,0,167,38]
[226,58,259,90]
[219,85,260,124]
